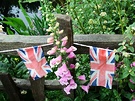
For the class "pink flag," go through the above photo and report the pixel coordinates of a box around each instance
[89,46,115,89]
[17,46,52,80]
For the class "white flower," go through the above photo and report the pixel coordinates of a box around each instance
[100,12,107,17]
[104,20,107,24]
[0,25,4,32]
[59,30,64,34]
[75,63,80,69]
[88,19,94,24]
[123,52,130,57]
[103,25,106,29]
[55,22,59,28]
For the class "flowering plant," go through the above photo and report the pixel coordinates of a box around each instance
[45,13,93,99]
[46,13,78,94]
[114,22,135,101]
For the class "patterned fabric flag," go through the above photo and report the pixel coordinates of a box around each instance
[89,46,115,89]
[17,46,52,80]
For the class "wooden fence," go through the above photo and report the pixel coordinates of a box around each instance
[0,14,127,101]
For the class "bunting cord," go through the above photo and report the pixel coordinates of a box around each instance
[73,43,135,56]
[74,43,91,48]
[0,43,53,53]
[74,43,113,51]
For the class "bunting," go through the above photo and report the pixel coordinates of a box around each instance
[89,46,115,89]
[0,42,120,87]
[17,46,52,80]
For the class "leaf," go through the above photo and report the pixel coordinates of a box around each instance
[127,33,133,40]
[45,98,49,101]
[18,1,33,29]
[2,21,18,31]
[4,17,27,30]
[2,17,29,35]
[117,46,124,52]
[130,70,135,76]
[113,89,121,100]
[130,75,135,83]
[128,46,134,52]
[6,27,14,35]
[123,58,130,65]
[15,61,24,69]
[121,90,132,100]
[61,97,72,101]
[115,26,120,30]
[74,97,81,101]
[20,0,39,3]
[128,82,135,90]
[120,67,129,79]
[115,54,119,61]
[132,67,135,71]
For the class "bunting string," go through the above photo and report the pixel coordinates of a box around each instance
[74,43,135,56]
[0,43,53,53]
[74,43,113,51]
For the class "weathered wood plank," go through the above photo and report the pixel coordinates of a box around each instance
[0,78,118,91]
[0,79,62,90]
[0,35,52,55]
[0,73,22,101]
[0,34,125,55]
[74,34,125,54]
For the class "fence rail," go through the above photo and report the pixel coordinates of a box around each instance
[0,34,125,55]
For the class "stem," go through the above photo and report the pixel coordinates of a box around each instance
[112,0,124,34]
[117,2,124,34]
[72,9,86,34]
[95,1,104,34]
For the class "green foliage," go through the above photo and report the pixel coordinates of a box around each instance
[0,54,29,79]
[0,91,9,101]
[1,17,29,35]
[1,1,48,35]
[99,88,121,101]
[65,0,135,34]
[18,1,33,29]
[45,90,72,101]
[1,0,135,35]
[114,22,135,100]
[28,0,135,34]
[75,54,90,78]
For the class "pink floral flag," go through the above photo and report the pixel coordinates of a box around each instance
[17,46,52,80]
[89,46,115,89]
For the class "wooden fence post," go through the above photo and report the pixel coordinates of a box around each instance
[30,77,45,101]
[55,14,75,99]
[0,73,22,101]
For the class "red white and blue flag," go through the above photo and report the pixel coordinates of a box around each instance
[89,46,115,89]
[17,46,52,80]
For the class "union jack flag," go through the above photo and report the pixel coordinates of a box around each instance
[17,46,52,80]
[89,46,115,89]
